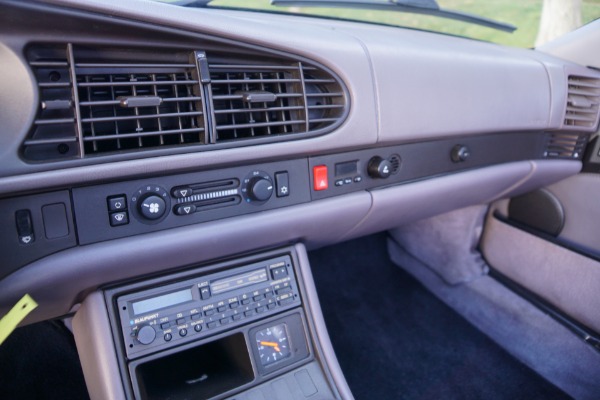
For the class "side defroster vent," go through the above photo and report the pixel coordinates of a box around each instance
[210,61,346,142]
[564,75,600,131]
[543,132,589,159]
[23,45,79,161]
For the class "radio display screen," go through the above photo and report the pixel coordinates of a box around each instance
[132,288,193,315]
[211,268,268,295]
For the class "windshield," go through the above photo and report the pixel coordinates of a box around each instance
[158,0,600,48]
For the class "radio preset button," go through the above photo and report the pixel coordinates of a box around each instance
[164,333,172,342]
[278,297,294,306]
[232,314,242,321]
[244,310,255,317]
[194,324,202,332]
[267,303,276,310]
[136,325,156,345]
[220,317,231,325]
[207,322,217,329]
[179,328,187,337]
[271,266,288,279]
[256,306,266,314]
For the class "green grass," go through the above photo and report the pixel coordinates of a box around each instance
[202,0,600,48]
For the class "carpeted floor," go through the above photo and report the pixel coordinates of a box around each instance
[308,233,570,400]
[0,320,89,400]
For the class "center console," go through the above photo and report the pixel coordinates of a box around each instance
[72,244,350,400]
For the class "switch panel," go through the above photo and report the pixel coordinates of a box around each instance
[0,191,76,279]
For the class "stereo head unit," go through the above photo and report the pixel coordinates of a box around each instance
[115,255,301,360]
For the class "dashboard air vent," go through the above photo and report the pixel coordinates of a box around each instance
[210,62,345,142]
[23,44,348,162]
[564,75,600,131]
[76,58,206,156]
[543,132,589,159]
[23,46,79,161]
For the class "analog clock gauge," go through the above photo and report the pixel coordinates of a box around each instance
[255,323,291,366]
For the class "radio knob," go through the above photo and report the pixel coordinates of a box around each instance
[138,194,166,220]
[136,325,156,345]
[248,177,274,202]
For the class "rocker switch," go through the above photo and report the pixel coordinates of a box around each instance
[15,209,35,245]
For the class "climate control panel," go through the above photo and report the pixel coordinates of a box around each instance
[72,159,311,245]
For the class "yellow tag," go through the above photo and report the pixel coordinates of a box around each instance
[0,294,38,346]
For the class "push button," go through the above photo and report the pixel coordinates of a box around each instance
[110,211,129,227]
[313,165,328,191]
[200,286,211,300]
[275,172,290,197]
[271,266,288,280]
[107,196,126,212]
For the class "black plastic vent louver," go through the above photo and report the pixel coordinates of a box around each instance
[23,45,79,161]
[23,44,348,162]
[543,132,589,159]
[77,61,206,155]
[564,75,600,131]
[210,62,345,142]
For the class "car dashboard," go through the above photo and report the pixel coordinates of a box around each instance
[1,1,599,399]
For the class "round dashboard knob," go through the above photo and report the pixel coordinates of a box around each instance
[136,325,156,345]
[368,156,393,179]
[248,177,274,202]
[138,195,166,220]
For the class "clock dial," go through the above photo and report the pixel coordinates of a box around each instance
[255,323,291,366]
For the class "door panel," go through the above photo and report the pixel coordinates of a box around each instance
[482,171,600,334]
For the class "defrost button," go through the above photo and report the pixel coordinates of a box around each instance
[110,211,129,227]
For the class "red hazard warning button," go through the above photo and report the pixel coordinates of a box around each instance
[313,165,329,191]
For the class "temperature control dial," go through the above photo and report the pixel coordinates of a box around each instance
[131,185,170,224]
[242,171,274,204]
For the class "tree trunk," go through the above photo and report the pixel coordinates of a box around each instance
[535,0,582,47]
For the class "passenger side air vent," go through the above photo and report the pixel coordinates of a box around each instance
[543,132,589,159]
[564,75,600,131]
[23,44,348,162]
[210,62,346,142]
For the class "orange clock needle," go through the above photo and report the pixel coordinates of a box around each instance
[260,341,281,352]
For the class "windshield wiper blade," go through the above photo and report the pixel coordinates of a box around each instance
[271,0,516,33]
